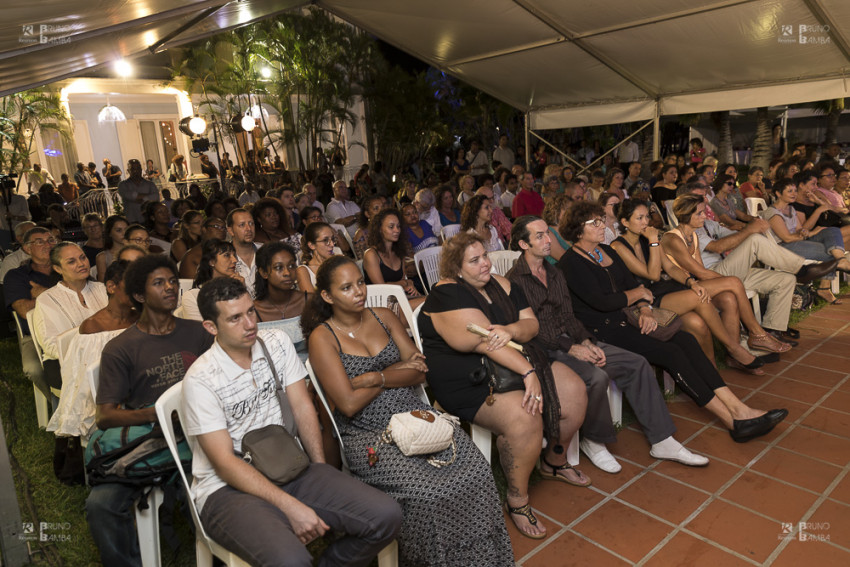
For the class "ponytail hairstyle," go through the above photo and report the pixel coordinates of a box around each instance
[301,255,358,338]
[300,221,333,264]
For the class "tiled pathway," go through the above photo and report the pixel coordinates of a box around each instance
[508,304,850,566]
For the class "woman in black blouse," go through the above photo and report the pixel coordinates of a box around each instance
[419,232,589,540]
[558,201,787,444]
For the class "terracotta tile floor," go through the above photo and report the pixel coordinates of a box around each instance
[509,303,850,566]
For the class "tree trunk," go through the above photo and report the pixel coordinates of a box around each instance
[715,111,733,165]
[640,127,653,174]
[750,107,773,170]
[824,101,843,145]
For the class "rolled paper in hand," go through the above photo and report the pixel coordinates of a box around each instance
[466,323,524,352]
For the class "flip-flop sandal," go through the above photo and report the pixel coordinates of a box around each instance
[505,502,547,540]
[539,457,592,487]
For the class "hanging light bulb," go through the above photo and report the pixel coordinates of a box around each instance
[188,116,207,135]
[260,67,271,79]
[98,96,126,123]
[241,114,256,132]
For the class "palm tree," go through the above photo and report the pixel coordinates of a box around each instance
[750,107,773,170]
[711,111,733,165]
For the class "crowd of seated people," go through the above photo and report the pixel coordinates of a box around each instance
[2,137,848,565]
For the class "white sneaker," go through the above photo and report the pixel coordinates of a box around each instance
[579,438,622,474]
[650,439,709,467]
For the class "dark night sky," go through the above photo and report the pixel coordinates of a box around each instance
[377,39,429,73]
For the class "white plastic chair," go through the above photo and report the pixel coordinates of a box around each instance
[413,246,442,292]
[745,197,767,217]
[178,279,194,303]
[488,250,521,276]
[304,362,400,567]
[410,303,424,353]
[440,224,461,242]
[155,383,251,567]
[14,311,49,429]
[664,200,678,228]
[365,285,415,329]
[745,288,761,324]
[91,363,166,567]
[329,222,356,258]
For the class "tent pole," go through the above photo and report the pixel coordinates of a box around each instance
[524,111,531,173]
[652,102,661,160]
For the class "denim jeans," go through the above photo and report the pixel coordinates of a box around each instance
[86,483,143,567]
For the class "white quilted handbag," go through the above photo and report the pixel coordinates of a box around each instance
[382,409,459,468]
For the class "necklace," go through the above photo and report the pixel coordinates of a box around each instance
[331,311,364,339]
[681,231,694,248]
[272,291,296,319]
[584,247,603,264]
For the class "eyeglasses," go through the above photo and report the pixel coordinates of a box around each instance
[819,173,836,178]
[725,181,735,186]
[316,237,337,245]
[584,218,605,227]
[208,224,226,230]
[27,238,57,246]
[129,237,152,245]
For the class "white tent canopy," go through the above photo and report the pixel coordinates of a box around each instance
[2,0,849,129]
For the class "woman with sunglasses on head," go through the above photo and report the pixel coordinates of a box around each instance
[561,201,787,444]
[295,222,338,293]
[709,174,756,230]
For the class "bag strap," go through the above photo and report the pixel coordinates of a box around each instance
[257,337,299,439]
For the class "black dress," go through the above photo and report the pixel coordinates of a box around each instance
[559,245,725,407]
[612,235,688,307]
[418,282,529,421]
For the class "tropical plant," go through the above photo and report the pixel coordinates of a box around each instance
[711,110,733,165]
[808,98,846,146]
[750,106,773,170]
[0,89,71,190]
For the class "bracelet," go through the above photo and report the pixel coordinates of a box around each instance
[521,368,536,379]
[649,241,660,247]
[379,371,386,388]
[685,276,695,287]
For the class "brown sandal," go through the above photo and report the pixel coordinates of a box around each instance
[747,333,791,354]
[539,457,592,487]
[505,502,547,540]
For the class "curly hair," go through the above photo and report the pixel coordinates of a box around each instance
[254,241,298,301]
[193,238,236,288]
[560,200,604,242]
[366,208,409,260]
[439,231,486,279]
[357,196,384,229]
[603,167,624,190]
[460,194,490,231]
[252,197,292,234]
[124,254,177,311]
[301,255,358,338]
[542,194,570,226]
[433,185,456,213]
[300,221,334,264]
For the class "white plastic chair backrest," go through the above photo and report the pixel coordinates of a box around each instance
[154,383,216,550]
[664,200,678,227]
[178,279,193,302]
[12,311,24,342]
[88,362,100,402]
[365,285,415,331]
[410,303,424,353]
[329,223,355,257]
[488,250,521,276]
[440,224,461,242]
[745,197,767,217]
[25,310,45,363]
[305,360,350,470]
[413,246,442,292]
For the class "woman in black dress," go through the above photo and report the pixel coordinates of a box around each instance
[418,232,590,540]
[559,201,787,444]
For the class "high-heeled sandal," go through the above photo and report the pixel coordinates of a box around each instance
[747,333,792,353]
[505,502,547,540]
[816,287,843,305]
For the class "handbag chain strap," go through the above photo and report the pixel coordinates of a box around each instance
[257,337,299,439]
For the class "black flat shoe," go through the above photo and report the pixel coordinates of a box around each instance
[796,259,840,284]
[730,409,788,443]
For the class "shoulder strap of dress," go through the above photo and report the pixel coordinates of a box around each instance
[367,307,392,338]
[321,321,343,352]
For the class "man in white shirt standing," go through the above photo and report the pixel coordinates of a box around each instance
[492,134,514,170]
[615,139,640,167]
[182,278,401,566]
[227,209,260,298]
[325,180,361,238]
[467,140,489,177]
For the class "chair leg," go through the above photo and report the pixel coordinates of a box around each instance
[470,424,492,464]
[566,431,580,466]
[195,539,214,567]
[750,293,762,324]
[831,274,839,294]
[377,540,398,567]
[662,371,675,396]
[607,383,622,427]
[34,384,49,429]
[135,487,164,567]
